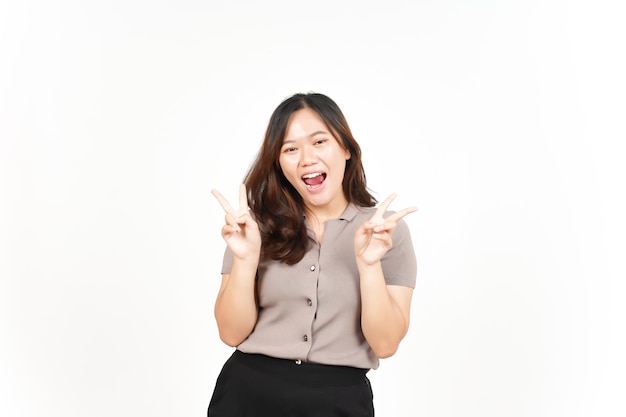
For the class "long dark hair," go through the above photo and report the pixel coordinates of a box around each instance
[244,92,377,265]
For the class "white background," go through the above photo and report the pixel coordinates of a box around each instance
[1,1,625,416]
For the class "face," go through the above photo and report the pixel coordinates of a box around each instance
[279,107,351,218]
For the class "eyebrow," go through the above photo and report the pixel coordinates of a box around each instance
[282,130,329,144]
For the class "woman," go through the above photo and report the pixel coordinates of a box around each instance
[208,92,417,416]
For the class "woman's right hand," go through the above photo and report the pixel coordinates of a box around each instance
[211,184,261,261]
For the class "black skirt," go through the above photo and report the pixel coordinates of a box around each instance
[208,350,375,417]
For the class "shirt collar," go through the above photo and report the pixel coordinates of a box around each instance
[338,203,359,222]
[303,203,360,223]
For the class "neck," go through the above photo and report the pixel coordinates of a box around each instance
[304,200,349,224]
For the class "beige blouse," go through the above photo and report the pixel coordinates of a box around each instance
[220,203,417,370]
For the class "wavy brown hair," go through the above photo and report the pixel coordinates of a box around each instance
[244,93,377,265]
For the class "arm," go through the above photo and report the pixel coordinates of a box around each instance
[354,194,417,358]
[211,185,262,346]
[214,259,259,346]
[358,263,413,358]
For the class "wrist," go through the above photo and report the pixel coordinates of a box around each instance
[232,251,261,269]
[356,257,382,273]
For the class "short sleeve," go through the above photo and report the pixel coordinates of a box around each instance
[381,218,417,288]
[220,246,234,275]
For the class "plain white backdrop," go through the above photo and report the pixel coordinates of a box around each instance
[1,1,625,416]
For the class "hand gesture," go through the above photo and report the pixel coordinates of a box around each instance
[211,184,261,261]
[354,194,417,266]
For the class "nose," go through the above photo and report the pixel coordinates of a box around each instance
[300,144,317,165]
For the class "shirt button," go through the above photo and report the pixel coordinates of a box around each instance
[307,298,313,306]
[310,265,316,271]
[303,335,308,342]
[295,359,302,365]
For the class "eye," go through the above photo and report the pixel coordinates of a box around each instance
[282,146,297,153]
[314,139,327,145]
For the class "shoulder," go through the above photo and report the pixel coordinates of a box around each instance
[348,204,378,220]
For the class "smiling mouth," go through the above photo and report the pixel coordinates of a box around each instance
[302,172,326,186]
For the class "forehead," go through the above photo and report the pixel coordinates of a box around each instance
[283,108,330,141]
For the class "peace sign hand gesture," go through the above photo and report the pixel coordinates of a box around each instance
[211,184,262,261]
[354,194,417,266]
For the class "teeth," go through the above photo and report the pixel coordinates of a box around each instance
[302,173,323,179]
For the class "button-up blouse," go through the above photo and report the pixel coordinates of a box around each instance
[220,203,417,370]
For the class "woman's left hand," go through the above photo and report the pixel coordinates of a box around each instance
[354,194,417,266]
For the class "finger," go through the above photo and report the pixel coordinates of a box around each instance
[385,206,418,223]
[222,214,241,233]
[238,184,249,211]
[369,218,400,235]
[225,212,238,226]
[211,189,235,214]
[372,220,398,232]
[233,211,253,226]
[221,223,240,237]
[362,220,384,232]
[372,194,397,220]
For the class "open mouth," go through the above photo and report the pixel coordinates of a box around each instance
[302,172,326,187]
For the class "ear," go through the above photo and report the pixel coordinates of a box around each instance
[344,149,351,160]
